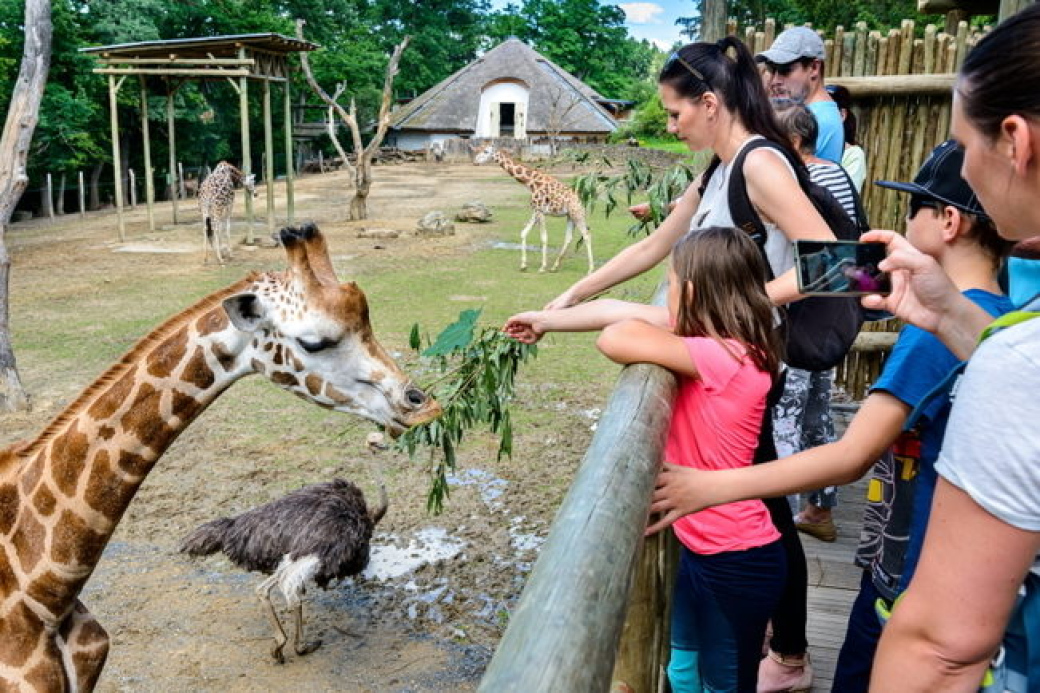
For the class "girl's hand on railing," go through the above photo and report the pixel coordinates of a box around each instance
[502,312,547,344]
[645,462,712,536]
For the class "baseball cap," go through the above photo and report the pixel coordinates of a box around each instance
[757,27,825,64]
[874,139,989,218]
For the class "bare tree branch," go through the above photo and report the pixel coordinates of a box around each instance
[296,18,409,220]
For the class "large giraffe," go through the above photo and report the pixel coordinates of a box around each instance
[473,145,594,274]
[0,223,440,692]
[198,161,256,266]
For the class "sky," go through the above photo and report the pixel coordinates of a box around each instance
[613,1,693,50]
[489,0,693,51]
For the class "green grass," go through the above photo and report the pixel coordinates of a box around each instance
[638,136,693,154]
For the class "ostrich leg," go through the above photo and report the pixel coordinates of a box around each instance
[256,575,289,664]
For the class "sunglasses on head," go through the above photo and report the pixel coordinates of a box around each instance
[666,51,709,86]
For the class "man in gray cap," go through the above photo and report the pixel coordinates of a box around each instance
[758,26,844,164]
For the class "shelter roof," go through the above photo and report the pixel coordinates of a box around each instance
[390,38,617,134]
[80,33,317,59]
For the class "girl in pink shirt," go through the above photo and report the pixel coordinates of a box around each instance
[505,226,787,691]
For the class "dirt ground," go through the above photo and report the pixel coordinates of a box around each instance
[1,161,624,692]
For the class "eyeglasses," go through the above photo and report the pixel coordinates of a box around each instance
[908,195,942,218]
[666,51,709,86]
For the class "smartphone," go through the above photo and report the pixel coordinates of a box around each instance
[794,240,891,296]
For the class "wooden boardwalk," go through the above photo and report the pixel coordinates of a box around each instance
[803,406,870,692]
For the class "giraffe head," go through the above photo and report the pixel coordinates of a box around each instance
[242,172,257,198]
[472,144,498,165]
[222,223,440,435]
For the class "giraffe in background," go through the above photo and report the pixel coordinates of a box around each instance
[198,161,256,265]
[473,145,594,274]
[0,223,440,691]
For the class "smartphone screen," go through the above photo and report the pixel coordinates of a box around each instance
[794,240,892,296]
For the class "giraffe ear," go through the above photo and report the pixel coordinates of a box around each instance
[223,293,266,332]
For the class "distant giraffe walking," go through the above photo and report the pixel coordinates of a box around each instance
[473,145,594,274]
[198,161,256,265]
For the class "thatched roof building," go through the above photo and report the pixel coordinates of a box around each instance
[387,38,622,150]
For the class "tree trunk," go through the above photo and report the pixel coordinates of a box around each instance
[0,0,52,412]
[89,162,102,210]
[350,166,371,220]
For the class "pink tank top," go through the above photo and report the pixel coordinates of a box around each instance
[665,337,780,554]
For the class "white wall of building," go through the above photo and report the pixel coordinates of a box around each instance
[476,81,530,138]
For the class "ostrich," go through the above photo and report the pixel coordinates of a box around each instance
[179,477,388,663]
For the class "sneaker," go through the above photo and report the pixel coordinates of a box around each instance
[759,650,814,692]
[793,514,837,542]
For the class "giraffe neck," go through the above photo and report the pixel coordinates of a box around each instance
[4,278,259,622]
[494,153,541,189]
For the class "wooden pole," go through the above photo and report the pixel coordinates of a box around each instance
[178,162,185,199]
[138,76,155,230]
[262,78,275,236]
[108,74,125,241]
[45,173,53,221]
[828,73,956,97]
[128,169,136,209]
[284,77,295,225]
[78,171,85,219]
[238,47,254,240]
[56,173,65,215]
[166,83,179,224]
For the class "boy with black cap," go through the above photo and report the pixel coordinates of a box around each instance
[758,26,844,164]
[646,140,1014,693]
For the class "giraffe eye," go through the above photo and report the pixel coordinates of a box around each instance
[297,337,338,353]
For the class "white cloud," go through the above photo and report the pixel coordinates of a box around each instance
[619,2,665,24]
[650,37,674,51]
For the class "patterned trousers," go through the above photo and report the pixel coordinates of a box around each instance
[772,367,838,510]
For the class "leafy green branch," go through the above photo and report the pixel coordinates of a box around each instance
[396,309,538,514]
[573,157,699,236]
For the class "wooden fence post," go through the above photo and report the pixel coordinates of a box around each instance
[78,171,85,219]
[55,173,65,216]
[45,173,53,221]
[128,168,136,209]
[178,162,186,200]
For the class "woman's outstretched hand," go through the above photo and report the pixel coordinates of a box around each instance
[502,311,547,344]
[859,230,959,334]
[645,462,714,536]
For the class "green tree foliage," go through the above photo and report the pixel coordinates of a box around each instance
[1,0,662,194]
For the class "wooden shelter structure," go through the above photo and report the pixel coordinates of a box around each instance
[80,33,317,242]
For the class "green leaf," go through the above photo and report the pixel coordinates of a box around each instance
[423,308,482,357]
[409,323,421,351]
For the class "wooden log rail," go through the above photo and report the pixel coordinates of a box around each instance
[479,351,677,691]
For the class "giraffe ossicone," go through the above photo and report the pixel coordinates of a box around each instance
[198,161,257,266]
[0,222,440,692]
[473,144,594,274]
